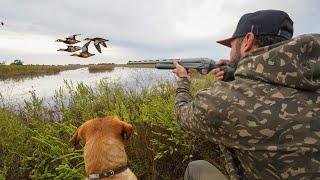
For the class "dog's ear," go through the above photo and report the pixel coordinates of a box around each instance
[70,122,89,146]
[122,122,133,140]
[71,128,81,146]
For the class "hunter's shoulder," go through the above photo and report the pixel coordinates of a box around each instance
[294,33,320,42]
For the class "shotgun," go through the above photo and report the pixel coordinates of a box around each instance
[155,58,235,81]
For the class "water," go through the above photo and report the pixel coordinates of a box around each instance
[0,67,176,105]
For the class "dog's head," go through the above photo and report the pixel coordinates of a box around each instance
[71,116,133,146]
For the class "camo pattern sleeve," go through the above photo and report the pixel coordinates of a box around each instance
[175,77,226,142]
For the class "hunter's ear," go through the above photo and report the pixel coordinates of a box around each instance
[122,122,133,140]
[243,32,255,53]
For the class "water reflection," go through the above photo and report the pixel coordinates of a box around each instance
[0,67,176,105]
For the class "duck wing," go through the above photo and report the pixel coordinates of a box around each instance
[94,43,102,53]
[81,41,92,52]
[67,34,81,39]
[100,41,107,47]
[95,37,108,41]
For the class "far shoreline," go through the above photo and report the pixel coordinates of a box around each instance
[0,63,157,80]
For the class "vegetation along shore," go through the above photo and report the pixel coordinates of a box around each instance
[0,62,165,80]
[88,63,115,73]
[0,64,86,80]
[0,74,225,179]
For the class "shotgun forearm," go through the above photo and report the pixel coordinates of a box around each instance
[155,58,235,81]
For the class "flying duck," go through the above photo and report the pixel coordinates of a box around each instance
[56,34,81,44]
[70,41,95,58]
[57,45,82,53]
[84,37,109,53]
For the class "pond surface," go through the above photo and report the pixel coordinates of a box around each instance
[0,67,175,105]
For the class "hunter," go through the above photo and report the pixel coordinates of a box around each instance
[173,10,320,179]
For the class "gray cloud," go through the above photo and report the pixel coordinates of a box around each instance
[1,0,319,64]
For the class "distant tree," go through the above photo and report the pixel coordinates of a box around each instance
[10,59,24,65]
[0,61,5,65]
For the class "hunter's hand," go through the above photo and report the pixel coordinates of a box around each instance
[211,59,230,80]
[173,61,188,78]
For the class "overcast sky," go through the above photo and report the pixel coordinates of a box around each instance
[0,0,319,65]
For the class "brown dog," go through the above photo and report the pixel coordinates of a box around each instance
[71,116,137,180]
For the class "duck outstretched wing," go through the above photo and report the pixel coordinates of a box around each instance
[100,41,107,47]
[68,34,81,39]
[81,41,91,52]
[95,37,108,42]
[94,43,102,53]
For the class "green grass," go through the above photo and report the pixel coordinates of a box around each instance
[0,74,225,179]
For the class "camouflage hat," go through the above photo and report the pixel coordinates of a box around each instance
[217,10,294,47]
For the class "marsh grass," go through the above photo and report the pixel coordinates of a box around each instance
[0,65,85,80]
[0,74,225,179]
[88,64,115,73]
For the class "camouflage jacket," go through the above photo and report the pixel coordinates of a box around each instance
[175,34,320,179]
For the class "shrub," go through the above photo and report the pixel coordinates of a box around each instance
[10,59,24,65]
